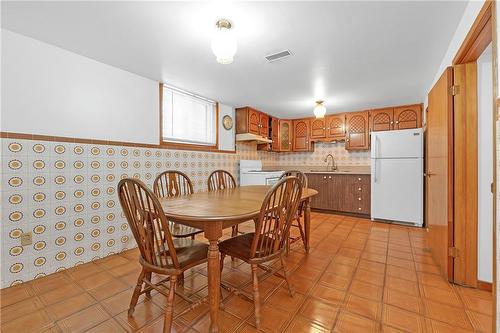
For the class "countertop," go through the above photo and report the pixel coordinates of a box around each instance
[262,165,371,175]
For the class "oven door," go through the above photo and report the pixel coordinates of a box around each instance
[265,176,281,186]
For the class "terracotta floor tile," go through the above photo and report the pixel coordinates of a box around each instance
[383,289,423,314]
[88,279,130,302]
[95,254,130,269]
[46,292,96,321]
[385,276,419,297]
[333,310,380,333]
[418,272,451,289]
[387,250,413,261]
[381,324,406,333]
[382,304,426,333]
[38,283,84,306]
[222,295,254,319]
[77,271,115,290]
[319,271,350,291]
[386,257,414,270]
[67,262,104,281]
[361,252,387,264]
[293,265,323,281]
[284,317,330,333]
[333,255,359,267]
[386,265,417,282]
[1,309,54,333]
[425,319,475,333]
[424,299,473,330]
[0,296,44,323]
[246,304,291,333]
[349,280,383,302]
[136,318,188,333]
[455,285,492,300]
[354,269,385,287]
[192,310,241,333]
[420,284,462,308]
[358,259,386,274]
[30,273,73,295]
[460,293,492,315]
[415,262,442,275]
[108,261,142,277]
[311,284,346,306]
[84,318,127,333]
[466,310,492,332]
[325,262,356,278]
[266,287,304,312]
[345,294,382,321]
[299,298,339,329]
[115,300,164,332]
[287,275,315,295]
[57,304,110,333]
[0,283,35,308]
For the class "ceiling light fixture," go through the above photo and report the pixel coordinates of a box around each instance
[211,19,237,64]
[313,100,326,118]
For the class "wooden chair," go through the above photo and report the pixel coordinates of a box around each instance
[153,170,203,239]
[117,178,208,333]
[218,176,303,329]
[279,170,308,253]
[207,170,239,236]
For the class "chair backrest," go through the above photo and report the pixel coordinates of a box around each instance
[279,170,308,188]
[153,170,194,198]
[117,178,180,270]
[250,176,303,260]
[207,170,236,192]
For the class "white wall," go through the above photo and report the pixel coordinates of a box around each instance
[218,103,235,151]
[1,29,235,149]
[477,44,493,283]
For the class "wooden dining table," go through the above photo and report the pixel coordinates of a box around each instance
[158,185,318,332]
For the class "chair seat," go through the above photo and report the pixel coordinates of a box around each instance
[219,233,278,262]
[169,222,203,238]
[154,238,208,270]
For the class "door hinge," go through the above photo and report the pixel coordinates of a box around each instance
[449,85,459,96]
[448,246,459,258]
[491,182,495,194]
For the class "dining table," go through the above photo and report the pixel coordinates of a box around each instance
[158,184,318,332]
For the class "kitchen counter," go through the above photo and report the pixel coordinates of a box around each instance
[263,165,370,175]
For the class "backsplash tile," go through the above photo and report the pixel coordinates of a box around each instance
[278,142,371,166]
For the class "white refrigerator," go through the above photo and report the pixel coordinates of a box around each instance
[371,128,423,227]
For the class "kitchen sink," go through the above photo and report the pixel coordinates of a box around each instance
[309,169,352,173]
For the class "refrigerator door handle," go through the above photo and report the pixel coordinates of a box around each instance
[374,159,377,183]
[374,135,379,159]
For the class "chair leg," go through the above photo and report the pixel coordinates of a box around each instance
[145,271,152,298]
[231,225,238,237]
[297,217,306,248]
[163,275,177,333]
[280,254,295,297]
[178,272,184,286]
[251,264,261,329]
[219,253,226,309]
[128,269,145,316]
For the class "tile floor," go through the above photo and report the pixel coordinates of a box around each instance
[0,213,493,333]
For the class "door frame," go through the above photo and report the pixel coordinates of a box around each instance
[452,0,495,327]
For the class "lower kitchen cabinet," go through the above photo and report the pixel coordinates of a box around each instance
[307,173,370,215]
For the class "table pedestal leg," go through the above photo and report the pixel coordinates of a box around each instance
[304,199,311,253]
[205,223,222,333]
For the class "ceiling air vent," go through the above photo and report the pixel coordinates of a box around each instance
[265,50,293,62]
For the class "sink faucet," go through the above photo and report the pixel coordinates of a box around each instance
[324,154,337,171]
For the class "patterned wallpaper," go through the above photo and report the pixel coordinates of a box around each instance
[278,142,371,167]
[0,137,278,288]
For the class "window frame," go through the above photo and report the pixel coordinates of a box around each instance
[159,83,221,152]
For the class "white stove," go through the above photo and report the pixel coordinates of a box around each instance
[239,160,284,186]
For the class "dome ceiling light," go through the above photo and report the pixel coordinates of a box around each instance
[211,19,237,64]
[313,100,326,118]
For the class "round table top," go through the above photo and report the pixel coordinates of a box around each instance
[158,185,318,223]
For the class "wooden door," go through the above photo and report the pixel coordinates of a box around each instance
[370,108,394,132]
[426,67,454,281]
[279,120,292,152]
[326,114,345,139]
[310,118,326,139]
[345,112,369,150]
[248,109,260,135]
[293,119,310,151]
[271,118,280,151]
[259,113,269,137]
[394,104,422,130]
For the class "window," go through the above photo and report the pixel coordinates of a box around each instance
[161,84,217,147]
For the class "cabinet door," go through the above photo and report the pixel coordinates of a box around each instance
[293,119,310,151]
[326,114,345,139]
[310,118,326,139]
[308,174,330,210]
[279,120,292,152]
[370,108,394,132]
[393,104,422,130]
[271,118,280,151]
[345,112,369,150]
[248,109,260,135]
[259,113,270,137]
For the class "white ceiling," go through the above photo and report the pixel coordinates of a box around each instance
[2,1,467,118]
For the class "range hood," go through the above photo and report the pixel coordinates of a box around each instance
[236,133,273,144]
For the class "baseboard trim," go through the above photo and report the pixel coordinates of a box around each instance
[477,280,493,292]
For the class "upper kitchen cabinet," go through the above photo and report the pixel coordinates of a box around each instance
[279,120,292,152]
[235,107,270,137]
[345,111,369,150]
[393,104,422,130]
[271,117,280,151]
[310,118,327,139]
[293,119,311,151]
[370,107,394,132]
[326,114,346,139]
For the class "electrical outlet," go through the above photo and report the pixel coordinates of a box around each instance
[20,232,32,246]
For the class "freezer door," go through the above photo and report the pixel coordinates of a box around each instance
[371,158,423,225]
[371,128,423,159]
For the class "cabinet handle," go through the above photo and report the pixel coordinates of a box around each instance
[346,139,350,142]
[358,177,361,181]
[323,176,327,179]
[358,207,362,211]
[390,121,394,124]
[358,187,361,191]
[328,176,332,179]
[358,197,362,201]
[395,121,400,124]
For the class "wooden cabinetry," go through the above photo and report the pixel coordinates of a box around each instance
[235,107,270,138]
[271,117,280,151]
[279,120,292,152]
[307,173,370,215]
[293,119,311,151]
[310,118,326,139]
[345,111,370,150]
[370,107,394,132]
[326,114,345,139]
[393,104,422,130]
